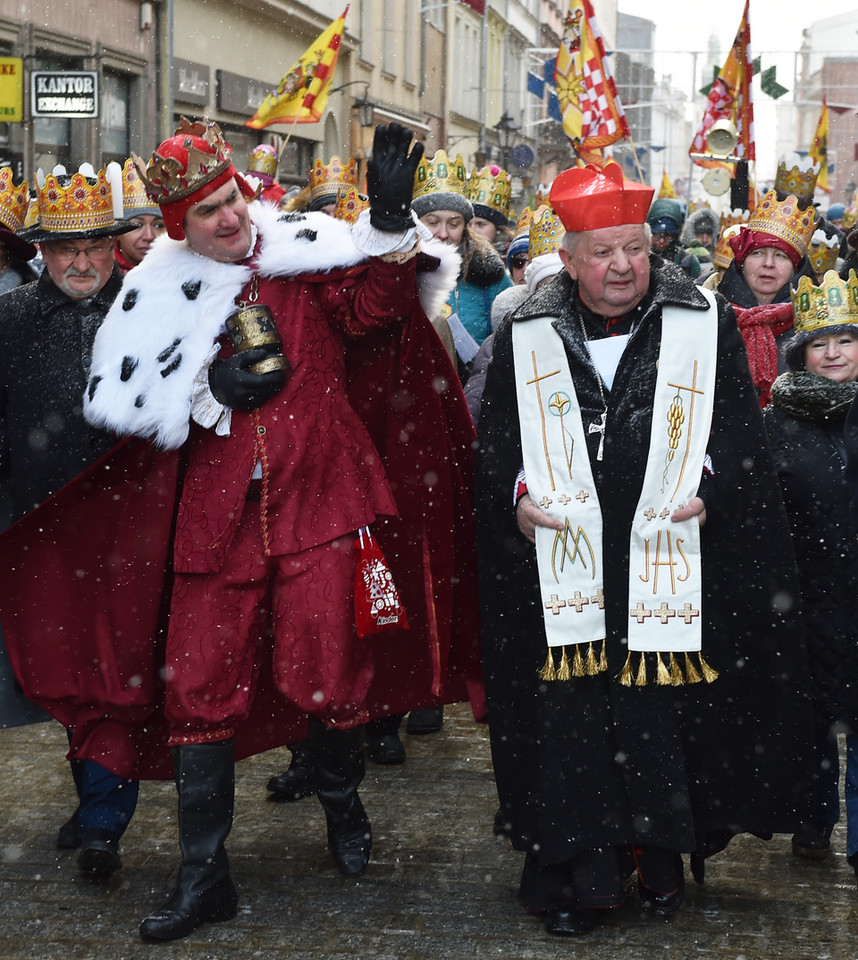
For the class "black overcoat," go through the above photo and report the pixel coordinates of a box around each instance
[476,257,814,865]
[765,377,858,728]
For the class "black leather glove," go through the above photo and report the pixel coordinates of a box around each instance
[367,121,424,233]
[208,348,286,411]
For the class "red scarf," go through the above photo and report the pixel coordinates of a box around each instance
[731,301,794,407]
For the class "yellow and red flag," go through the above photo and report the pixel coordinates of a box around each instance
[245,6,349,129]
[689,0,755,168]
[554,0,629,164]
[809,98,829,193]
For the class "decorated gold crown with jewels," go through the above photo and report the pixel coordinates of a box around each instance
[792,270,858,334]
[333,185,368,225]
[308,156,358,204]
[712,209,751,270]
[412,149,469,201]
[0,167,30,233]
[135,117,232,205]
[247,144,278,179]
[120,158,158,216]
[808,229,840,276]
[775,154,820,199]
[511,206,534,242]
[746,189,816,260]
[36,168,115,233]
[468,165,512,218]
[528,204,565,259]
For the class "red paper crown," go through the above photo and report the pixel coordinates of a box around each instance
[549,161,653,232]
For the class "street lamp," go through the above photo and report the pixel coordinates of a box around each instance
[330,81,377,128]
[494,112,520,169]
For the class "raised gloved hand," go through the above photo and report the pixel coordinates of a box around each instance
[366,122,424,233]
[208,348,286,411]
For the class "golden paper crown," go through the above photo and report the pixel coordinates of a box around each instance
[36,168,116,233]
[308,156,358,204]
[0,168,30,233]
[792,270,858,334]
[333,185,368,225]
[775,154,820,199]
[746,189,816,260]
[511,206,534,242]
[712,224,744,270]
[136,117,232,205]
[23,194,39,229]
[120,158,160,216]
[468,165,512,219]
[247,144,278,178]
[412,150,468,201]
[843,208,858,230]
[808,229,840,276]
[528,204,565,259]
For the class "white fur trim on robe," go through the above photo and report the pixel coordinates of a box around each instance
[85,203,378,450]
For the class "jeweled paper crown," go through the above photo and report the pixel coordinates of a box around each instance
[792,270,858,334]
[333,185,368,225]
[808,229,840,276]
[746,189,816,260]
[23,195,39,229]
[247,144,278,179]
[511,206,534,243]
[412,150,469,201]
[120,158,160,217]
[0,168,29,233]
[308,156,358,204]
[712,209,751,269]
[135,117,232,205]
[468,165,512,219]
[528,204,565,259]
[712,224,745,270]
[36,168,116,233]
[775,153,820,199]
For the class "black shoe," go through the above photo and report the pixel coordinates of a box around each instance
[638,876,684,919]
[139,876,238,941]
[56,811,82,850]
[368,732,406,765]
[406,706,444,734]
[327,793,372,878]
[544,904,597,935]
[78,828,122,878]
[791,823,833,860]
[493,807,511,837]
[267,744,314,802]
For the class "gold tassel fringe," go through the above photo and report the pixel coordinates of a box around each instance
[655,652,672,685]
[556,646,572,681]
[538,649,556,682]
[635,651,647,686]
[684,652,703,683]
[699,653,719,683]
[599,638,608,672]
[584,642,599,676]
[571,644,584,677]
[669,652,683,686]
[618,652,633,686]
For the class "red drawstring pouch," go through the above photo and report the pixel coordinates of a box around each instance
[353,526,410,638]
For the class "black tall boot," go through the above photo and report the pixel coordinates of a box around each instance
[139,740,238,941]
[308,717,371,878]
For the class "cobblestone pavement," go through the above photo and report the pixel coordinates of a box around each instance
[1,704,858,959]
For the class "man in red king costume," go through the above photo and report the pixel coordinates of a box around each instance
[3,117,480,939]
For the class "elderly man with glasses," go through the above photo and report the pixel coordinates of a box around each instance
[0,163,139,879]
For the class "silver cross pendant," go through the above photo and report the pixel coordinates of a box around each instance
[588,410,607,461]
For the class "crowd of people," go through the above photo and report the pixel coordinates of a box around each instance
[0,118,856,943]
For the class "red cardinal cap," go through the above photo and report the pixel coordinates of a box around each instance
[549,161,654,233]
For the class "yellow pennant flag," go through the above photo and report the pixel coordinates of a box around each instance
[554,0,629,164]
[245,6,349,129]
[810,99,829,193]
[658,173,677,198]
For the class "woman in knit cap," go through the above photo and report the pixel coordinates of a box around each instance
[717,189,816,406]
[764,269,858,872]
[412,150,512,374]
